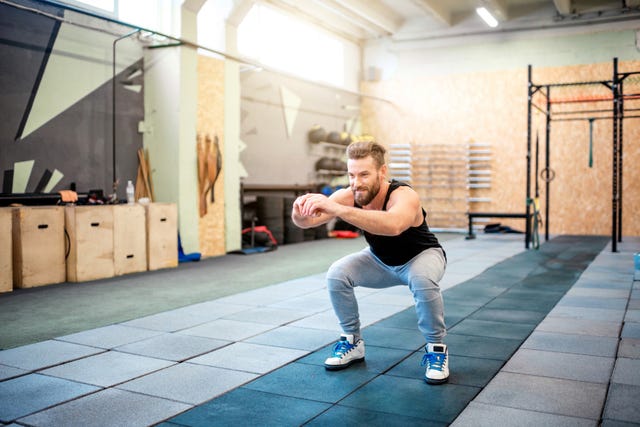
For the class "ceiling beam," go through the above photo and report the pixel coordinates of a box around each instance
[226,0,256,27]
[553,0,572,15]
[264,0,367,43]
[182,0,207,14]
[484,0,509,21]
[325,0,404,34]
[314,0,404,36]
[410,0,452,26]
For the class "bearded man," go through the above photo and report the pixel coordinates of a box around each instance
[291,140,449,384]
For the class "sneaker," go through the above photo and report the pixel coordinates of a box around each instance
[422,343,449,384]
[324,334,365,370]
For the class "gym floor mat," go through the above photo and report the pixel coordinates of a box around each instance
[165,235,609,426]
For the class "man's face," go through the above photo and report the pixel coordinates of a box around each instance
[347,156,383,206]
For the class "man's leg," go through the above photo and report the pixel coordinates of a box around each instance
[403,247,447,343]
[402,248,449,384]
[326,248,403,340]
[324,248,402,370]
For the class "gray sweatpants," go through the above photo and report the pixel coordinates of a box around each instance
[326,246,447,344]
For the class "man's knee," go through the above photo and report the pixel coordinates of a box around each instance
[326,259,353,292]
[410,276,441,297]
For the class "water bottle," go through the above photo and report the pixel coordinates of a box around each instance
[126,180,135,204]
[634,253,640,281]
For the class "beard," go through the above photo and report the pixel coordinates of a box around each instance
[352,177,381,206]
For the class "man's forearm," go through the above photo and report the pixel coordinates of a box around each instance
[291,212,315,229]
[334,205,404,236]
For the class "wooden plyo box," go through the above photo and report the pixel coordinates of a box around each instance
[146,203,178,271]
[0,208,12,292]
[65,206,115,282]
[12,206,66,288]
[113,204,147,276]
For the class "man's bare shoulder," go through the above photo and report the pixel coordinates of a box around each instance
[329,187,354,205]
[391,184,419,199]
[387,184,421,209]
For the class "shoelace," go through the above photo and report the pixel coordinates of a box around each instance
[421,352,446,371]
[332,340,354,357]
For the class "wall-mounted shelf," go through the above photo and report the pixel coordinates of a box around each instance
[316,169,347,176]
[388,142,493,230]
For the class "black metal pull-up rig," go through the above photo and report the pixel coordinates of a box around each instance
[527,58,640,252]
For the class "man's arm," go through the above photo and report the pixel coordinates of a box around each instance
[295,186,421,236]
[291,188,352,229]
[334,187,420,236]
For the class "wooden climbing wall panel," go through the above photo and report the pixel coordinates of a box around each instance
[197,55,225,257]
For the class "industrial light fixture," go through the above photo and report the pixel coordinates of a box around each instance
[476,6,499,28]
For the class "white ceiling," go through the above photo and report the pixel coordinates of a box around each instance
[252,0,640,44]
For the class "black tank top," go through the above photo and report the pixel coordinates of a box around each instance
[357,180,443,266]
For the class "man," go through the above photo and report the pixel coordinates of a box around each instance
[291,140,449,384]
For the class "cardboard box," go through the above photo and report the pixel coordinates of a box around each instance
[146,203,178,271]
[12,206,66,288]
[65,206,114,282]
[113,204,147,276]
[0,208,12,292]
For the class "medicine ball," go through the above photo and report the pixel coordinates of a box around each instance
[331,159,347,172]
[308,125,326,143]
[326,131,341,144]
[315,157,334,171]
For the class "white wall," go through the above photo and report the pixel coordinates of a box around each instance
[142,3,201,254]
[140,0,364,253]
[342,37,362,93]
[364,26,640,79]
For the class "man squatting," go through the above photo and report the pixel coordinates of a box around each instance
[291,140,449,384]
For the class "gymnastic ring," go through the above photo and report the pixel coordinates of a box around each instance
[540,168,555,182]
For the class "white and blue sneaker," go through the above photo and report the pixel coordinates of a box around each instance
[324,334,365,370]
[422,343,449,384]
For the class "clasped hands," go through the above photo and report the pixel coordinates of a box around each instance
[294,193,340,218]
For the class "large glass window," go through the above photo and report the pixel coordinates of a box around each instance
[62,0,176,35]
[118,0,175,35]
[61,0,117,16]
[238,4,344,87]
[197,0,234,54]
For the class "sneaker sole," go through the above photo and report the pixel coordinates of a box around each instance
[324,357,365,371]
[425,376,448,385]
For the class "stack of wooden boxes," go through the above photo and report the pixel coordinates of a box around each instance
[11,206,66,289]
[113,204,147,276]
[65,205,116,282]
[1,208,14,293]
[145,203,179,271]
[1,202,178,293]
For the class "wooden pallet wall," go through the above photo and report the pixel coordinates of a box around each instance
[361,60,640,236]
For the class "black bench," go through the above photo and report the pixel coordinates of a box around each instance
[466,212,529,240]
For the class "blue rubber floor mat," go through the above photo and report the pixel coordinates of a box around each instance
[163,235,609,426]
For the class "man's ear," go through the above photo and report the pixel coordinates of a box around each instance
[379,164,388,179]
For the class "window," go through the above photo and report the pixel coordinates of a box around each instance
[118,0,175,35]
[238,4,344,87]
[197,0,234,54]
[61,0,176,35]
[60,0,117,17]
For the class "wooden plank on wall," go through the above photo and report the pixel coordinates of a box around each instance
[197,55,226,257]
